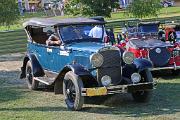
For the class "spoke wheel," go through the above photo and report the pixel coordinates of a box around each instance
[65,80,76,103]
[26,61,39,90]
[63,71,84,111]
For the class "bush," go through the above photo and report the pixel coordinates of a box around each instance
[0,0,20,27]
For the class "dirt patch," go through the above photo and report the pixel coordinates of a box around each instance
[0,53,25,85]
[0,53,24,62]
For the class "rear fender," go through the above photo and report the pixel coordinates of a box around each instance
[20,53,44,79]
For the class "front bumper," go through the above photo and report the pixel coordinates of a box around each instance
[81,82,155,97]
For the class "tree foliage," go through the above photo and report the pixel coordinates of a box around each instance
[65,0,119,17]
[126,0,162,19]
[0,0,20,27]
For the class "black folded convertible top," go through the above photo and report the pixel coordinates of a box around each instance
[23,17,106,27]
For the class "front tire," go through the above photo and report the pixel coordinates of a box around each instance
[63,71,84,110]
[132,69,153,102]
[26,61,39,90]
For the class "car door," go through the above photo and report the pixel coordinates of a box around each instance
[32,43,51,70]
[44,45,55,71]
[52,45,71,72]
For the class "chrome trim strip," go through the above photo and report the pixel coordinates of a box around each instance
[152,66,180,71]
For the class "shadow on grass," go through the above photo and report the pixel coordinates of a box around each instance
[0,82,179,118]
[0,106,67,112]
[152,70,180,80]
[0,87,27,103]
[82,82,180,117]
[0,70,179,117]
[0,70,27,103]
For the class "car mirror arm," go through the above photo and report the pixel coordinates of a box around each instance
[60,44,72,53]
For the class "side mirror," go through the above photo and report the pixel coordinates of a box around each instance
[60,44,72,53]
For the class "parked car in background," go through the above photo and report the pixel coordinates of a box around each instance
[160,23,180,44]
[161,0,174,7]
[118,22,180,75]
[20,17,155,110]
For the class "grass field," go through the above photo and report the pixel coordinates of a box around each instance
[0,61,179,120]
[0,30,26,55]
[108,6,180,21]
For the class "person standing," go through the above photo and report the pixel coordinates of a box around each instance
[24,0,30,12]
[106,28,115,45]
[18,0,23,15]
[31,4,35,13]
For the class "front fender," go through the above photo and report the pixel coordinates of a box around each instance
[133,58,153,72]
[54,64,96,94]
[20,53,44,79]
[65,64,92,76]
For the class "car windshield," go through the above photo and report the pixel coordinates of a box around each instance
[59,25,104,44]
[139,25,159,33]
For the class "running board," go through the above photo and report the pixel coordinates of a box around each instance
[34,77,55,85]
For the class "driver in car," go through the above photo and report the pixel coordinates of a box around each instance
[46,30,61,46]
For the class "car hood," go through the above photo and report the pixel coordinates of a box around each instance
[127,39,174,49]
[67,42,105,53]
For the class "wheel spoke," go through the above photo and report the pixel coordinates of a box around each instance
[65,80,76,103]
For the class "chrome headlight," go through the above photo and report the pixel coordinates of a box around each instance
[123,51,134,64]
[101,75,111,87]
[90,53,103,67]
[131,73,141,83]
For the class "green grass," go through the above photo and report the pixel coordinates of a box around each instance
[0,70,179,120]
[107,6,180,21]
[0,30,26,55]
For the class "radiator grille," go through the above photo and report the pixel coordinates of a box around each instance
[97,50,121,85]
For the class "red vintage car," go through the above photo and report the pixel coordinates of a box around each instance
[118,22,180,75]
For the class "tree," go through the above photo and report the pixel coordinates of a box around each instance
[65,0,119,17]
[0,0,20,28]
[126,0,162,19]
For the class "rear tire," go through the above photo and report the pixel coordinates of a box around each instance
[63,71,84,110]
[26,61,39,90]
[132,69,153,102]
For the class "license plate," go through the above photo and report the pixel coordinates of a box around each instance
[86,87,107,96]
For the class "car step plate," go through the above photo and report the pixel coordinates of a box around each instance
[34,77,55,85]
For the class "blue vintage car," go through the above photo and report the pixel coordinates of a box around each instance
[20,17,155,110]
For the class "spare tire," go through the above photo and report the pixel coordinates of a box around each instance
[149,47,171,67]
